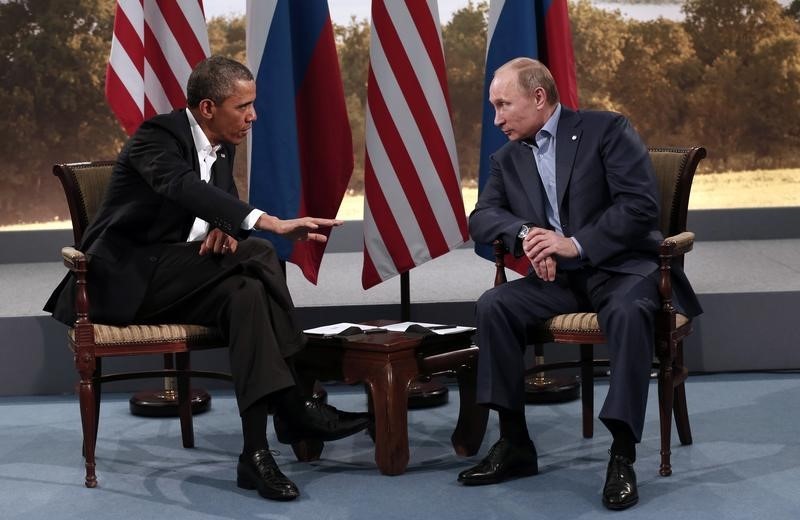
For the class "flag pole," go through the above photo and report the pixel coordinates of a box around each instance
[401,270,449,408]
[400,272,410,321]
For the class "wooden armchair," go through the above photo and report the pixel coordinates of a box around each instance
[52,161,232,488]
[492,146,706,476]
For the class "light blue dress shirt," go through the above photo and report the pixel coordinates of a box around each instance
[522,104,585,262]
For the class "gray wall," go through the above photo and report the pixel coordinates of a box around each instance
[2,207,799,396]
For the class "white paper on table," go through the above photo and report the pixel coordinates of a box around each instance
[381,321,476,335]
[303,322,380,336]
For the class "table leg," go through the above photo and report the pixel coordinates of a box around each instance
[451,363,489,456]
[279,365,327,462]
[352,356,417,476]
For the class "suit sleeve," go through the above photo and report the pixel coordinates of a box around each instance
[468,154,530,253]
[128,121,254,238]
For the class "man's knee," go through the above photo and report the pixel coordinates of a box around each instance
[605,297,656,326]
[223,275,267,308]
[477,286,507,321]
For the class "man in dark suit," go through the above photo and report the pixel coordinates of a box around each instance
[462,58,701,510]
[45,56,368,502]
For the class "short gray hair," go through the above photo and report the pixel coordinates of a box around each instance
[496,57,560,104]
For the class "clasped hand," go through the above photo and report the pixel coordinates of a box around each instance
[522,227,578,282]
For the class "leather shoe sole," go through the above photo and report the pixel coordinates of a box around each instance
[459,461,538,486]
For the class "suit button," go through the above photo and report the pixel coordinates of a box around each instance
[148,256,158,262]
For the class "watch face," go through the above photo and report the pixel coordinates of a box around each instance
[518,225,529,239]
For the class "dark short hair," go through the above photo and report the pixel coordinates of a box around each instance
[497,57,560,105]
[186,55,253,107]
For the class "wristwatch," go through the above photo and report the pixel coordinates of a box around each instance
[517,224,531,239]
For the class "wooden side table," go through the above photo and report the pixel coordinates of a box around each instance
[292,326,488,475]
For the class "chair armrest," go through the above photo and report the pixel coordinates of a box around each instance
[657,232,696,321]
[61,246,90,324]
[492,239,509,286]
[61,246,87,270]
[660,231,694,257]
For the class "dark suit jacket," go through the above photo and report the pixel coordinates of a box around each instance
[45,109,256,325]
[470,107,701,315]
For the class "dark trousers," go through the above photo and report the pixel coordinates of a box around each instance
[475,267,660,441]
[136,238,305,413]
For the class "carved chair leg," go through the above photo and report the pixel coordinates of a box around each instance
[175,353,195,448]
[657,353,675,477]
[580,344,594,438]
[85,359,102,459]
[673,384,692,446]
[78,374,98,488]
[672,342,692,445]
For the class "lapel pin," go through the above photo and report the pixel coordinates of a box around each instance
[219,153,226,158]
[571,135,577,141]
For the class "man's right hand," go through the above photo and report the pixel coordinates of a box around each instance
[256,214,343,242]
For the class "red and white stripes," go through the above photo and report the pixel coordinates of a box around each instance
[106,0,210,135]
[362,0,468,289]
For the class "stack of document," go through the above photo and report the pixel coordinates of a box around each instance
[303,322,475,337]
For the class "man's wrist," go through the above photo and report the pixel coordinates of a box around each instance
[243,209,264,231]
[255,213,280,233]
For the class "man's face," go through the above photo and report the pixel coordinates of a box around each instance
[488,69,546,141]
[205,79,257,145]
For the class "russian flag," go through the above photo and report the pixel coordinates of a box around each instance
[246,0,353,284]
[475,0,578,270]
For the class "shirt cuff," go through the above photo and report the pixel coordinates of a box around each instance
[570,236,584,259]
[242,209,265,230]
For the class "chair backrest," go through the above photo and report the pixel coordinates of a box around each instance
[648,146,707,238]
[53,161,115,246]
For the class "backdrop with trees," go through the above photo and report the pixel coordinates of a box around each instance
[1,0,799,226]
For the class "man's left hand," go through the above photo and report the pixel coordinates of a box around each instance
[199,228,238,256]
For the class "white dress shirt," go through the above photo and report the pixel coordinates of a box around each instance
[184,109,263,242]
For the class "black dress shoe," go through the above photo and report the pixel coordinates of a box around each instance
[457,437,538,486]
[602,452,639,510]
[274,400,371,444]
[237,449,299,501]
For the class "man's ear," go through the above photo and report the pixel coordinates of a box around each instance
[533,87,547,109]
[197,99,215,120]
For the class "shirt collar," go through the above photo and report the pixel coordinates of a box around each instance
[536,103,561,145]
[185,109,220,159]
[520,103,562,149]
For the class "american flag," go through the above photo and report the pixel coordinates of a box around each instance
[106,0,210,135]
[362,0,468,289]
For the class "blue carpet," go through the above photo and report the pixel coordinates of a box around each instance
[1,373,799,520]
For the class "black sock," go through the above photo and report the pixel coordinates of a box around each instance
[240,396,270,455]
[606,419,636,462]
[272,385,305,417]
[498,408,531,446]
